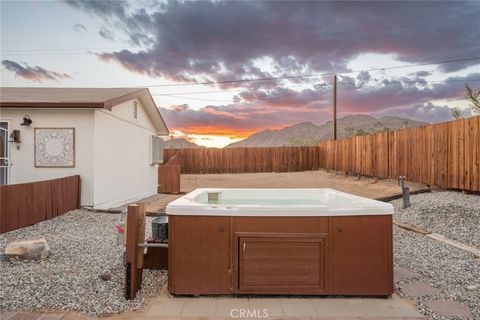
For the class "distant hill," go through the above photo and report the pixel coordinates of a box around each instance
[226,115,426,148]
[160,137,204,149]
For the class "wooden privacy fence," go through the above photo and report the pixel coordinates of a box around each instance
[158,152,181,193]
[0,175,80,233]
[319,116,479,191]
[163,146,321,174]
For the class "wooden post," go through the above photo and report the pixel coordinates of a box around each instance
[125,203,146,300]
[333,74,337,141]
[76,175,81,209]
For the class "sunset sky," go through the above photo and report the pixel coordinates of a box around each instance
[1,1,479,147]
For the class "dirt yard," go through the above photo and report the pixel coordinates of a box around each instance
[147,170,427,213]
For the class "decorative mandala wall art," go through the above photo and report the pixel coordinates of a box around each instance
[34,128,75,167]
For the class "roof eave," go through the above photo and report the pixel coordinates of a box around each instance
[103,88,148,110]
[0,102,105,108]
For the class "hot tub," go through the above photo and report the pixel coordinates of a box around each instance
[167,188,394,296]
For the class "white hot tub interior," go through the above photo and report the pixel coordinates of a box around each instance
[166,188,394,216]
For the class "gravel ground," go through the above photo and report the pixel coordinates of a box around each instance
[391,191,480,248]
[394,225,480,320]
[0,209,167,317]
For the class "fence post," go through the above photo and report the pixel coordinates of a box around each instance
[125,203,146,300]
[76,175,81,209]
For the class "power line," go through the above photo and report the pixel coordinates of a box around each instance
[153,78,480,103]
[152,94,233,103]
[338,78,480,86]
[151,88,242,96]
[150,78,480,96]
[143,57,480,88]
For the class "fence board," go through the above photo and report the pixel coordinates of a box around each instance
[0,175,80,233]
[165,146,321,174]
[318,116,479,191]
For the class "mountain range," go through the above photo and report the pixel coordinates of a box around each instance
[160,137,205,149]
[225,115,426,148]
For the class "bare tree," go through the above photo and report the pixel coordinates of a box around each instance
[450,107,462,120]
[465,84,480,114]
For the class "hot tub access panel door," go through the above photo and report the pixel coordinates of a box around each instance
[238,236,326,293]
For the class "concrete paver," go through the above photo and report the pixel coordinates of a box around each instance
[215,298,250,316]
[394,267,417,282]
[37,314,66,320]
[423,299,472,318]
[8,313,42,320]
[280,298,318,317]
[401,282,442,298]
[181,298,217,316]
[145,299,185,317]
[378,295,425,318]
[0,311,18,320]
[248,298,283,317]
[344,299,392,317]
[311,298,354,317]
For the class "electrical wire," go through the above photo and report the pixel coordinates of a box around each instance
[142,57,480,88]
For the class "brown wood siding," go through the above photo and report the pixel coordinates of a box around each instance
[239,236,326,292]
[0,175,80,233]
[168,215,231,294]
[331,215,393,295]
[169,215,392,296]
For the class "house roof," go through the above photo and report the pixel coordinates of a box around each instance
[0,87,168,134]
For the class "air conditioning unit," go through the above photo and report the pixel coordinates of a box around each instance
[151,135,164,164]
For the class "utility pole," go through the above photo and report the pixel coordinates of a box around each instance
[333,74,337,140]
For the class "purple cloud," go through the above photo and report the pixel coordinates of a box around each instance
[72,23,87,33]
[375,102,472,123]
[66,1,480,84]
[2,60,72,82]
[65,0,480,132]
[98,27,115,41]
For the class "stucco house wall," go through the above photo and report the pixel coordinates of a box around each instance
[0,108,95,206]
[0,87,168,209]
[93,98,159,209]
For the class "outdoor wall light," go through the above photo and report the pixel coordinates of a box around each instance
[9,130,21,143]
[20,115,32,126]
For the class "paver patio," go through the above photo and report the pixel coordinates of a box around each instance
[1,291,425,320]
[109,289,425,319]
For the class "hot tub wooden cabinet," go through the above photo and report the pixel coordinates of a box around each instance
[167,189,393,296]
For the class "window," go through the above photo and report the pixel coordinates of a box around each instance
[151,135,163,164]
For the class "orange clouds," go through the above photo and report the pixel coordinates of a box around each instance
[172,125,259,140]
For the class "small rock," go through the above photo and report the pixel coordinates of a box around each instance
[99,272,112,281]
[4,239,49,261]
[466,285,477,291]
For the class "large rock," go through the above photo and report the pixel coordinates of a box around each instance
[4,239,50,261]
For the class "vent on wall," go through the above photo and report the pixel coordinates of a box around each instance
[133,101,138,119]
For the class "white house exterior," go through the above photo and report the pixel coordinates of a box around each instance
[0,88,169,209]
